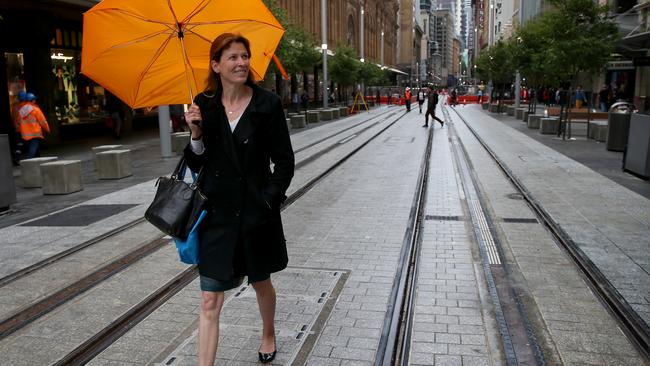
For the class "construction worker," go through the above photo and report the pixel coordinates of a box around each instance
[15,92,50,159]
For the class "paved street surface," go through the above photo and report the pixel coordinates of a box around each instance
[0,103,647,365]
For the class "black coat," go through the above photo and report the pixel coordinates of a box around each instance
[183,84,295,281]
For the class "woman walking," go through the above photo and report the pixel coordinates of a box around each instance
[184,33,295,365]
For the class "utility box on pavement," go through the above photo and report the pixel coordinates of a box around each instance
[0,134,17,211]
[624,113,650,178]
[606,102,634,151]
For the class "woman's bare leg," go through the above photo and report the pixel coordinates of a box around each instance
[252,278,277,353]
[198,291,225,366]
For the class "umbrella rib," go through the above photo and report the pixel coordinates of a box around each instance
[133,33,176,104]
[186,18,285,31]
[180,0,213,24]
[88,8,176,29]
[87,29,173,66]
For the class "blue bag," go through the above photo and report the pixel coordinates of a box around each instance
[171,170,205,264]
[173,209,206,264]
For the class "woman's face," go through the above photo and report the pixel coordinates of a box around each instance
[211,42,250,86]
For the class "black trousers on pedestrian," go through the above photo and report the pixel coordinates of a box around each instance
[425,108,444,126]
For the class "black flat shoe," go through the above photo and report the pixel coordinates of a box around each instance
[258,343,277,363]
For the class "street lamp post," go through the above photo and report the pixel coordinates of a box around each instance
[321,0,328,108]
[360,5,365,96]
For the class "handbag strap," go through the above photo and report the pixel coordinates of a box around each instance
[171,156,205,187]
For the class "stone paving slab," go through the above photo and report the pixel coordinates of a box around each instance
[409,118,503,365]
[449,106,646,364]
[456,106,650,328]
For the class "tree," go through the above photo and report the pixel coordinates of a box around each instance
[509,0,619,87]
[329,45,360,103]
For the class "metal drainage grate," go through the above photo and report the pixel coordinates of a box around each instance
[502,218,539,224]
[425,215,463,221]
[21,204,138,227]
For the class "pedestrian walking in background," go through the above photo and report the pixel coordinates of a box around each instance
[423,86,444,128]
[450,88,458,107]
[14,92,49,159]
[291,92,299,113]
[300,90,309,112]
[169,104,185,132]
[183,33,294,366]
[574,85,587,108]
[417,88,425,113]
[405,87,412,112]
[598,84,610,112]
[104,92,126,139]
[477,89,483,104]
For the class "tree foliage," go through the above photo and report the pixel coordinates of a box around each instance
[263,0,320,77]
[476,0,619,87]
[329,45,360,88]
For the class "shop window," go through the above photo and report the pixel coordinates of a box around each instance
[63,30,70,47]
[51,48,105,124]
[5,53,26,121]
[71,31,77,48]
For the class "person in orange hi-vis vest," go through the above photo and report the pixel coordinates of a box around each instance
[405,87,412,112]
[16,92,50,159]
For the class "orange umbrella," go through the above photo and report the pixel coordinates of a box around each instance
[81,0,285,108]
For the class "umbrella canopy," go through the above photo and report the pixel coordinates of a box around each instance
[81,0,284,108]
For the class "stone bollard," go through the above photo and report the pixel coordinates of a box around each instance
[591,121,608,142]
[331,108,340,119]
[489,104,499,113]
[319,109,333,121]
[539,118,559,134]
[96,150,133,179]
[290,114,306,129]
[21,157,58,188]
[171,132,191,154]
[339,107,349,117]
[92,145,123,170]
[306,111,320,123]
[41,160,83,195]
[482,103,489,110]
[527,115,543,129]
[506,105,516,116]
[515,108,526,120]
[523,111,530,122]
[286,118,292,130]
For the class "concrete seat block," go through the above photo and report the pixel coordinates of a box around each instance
[41,160,83,195]
[97,149,132,179]
[286,118,292,130]
[527,115,543,129]
[331,108,340,119]
[306,111,320,123]
[489,104,499,113]
[290,114,306,129]
[92,145,123,170]
[482,103,489,110]
[171,132,191,154]
[506,105,516,116]
[540,118,559,134]
[523,111,530,122]
[515,108,526,120]
[339,107,349,117]
[319,109,333,121]
[590,121,608,142]
[20,157,58,188]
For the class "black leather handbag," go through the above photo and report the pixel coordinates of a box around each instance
[145,157,207,240]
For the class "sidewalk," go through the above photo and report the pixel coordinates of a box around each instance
[475,104,650,199]
[455,104,650,331]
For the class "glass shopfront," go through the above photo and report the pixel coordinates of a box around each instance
[50,28,107,125]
